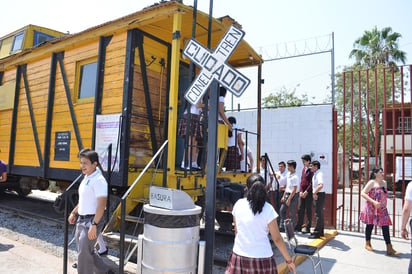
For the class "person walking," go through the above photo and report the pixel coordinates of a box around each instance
[360,167,399,255]
[296,154,313,233]
[67,149,114,274]
[401,181,412,273]
[225,174,296,274]
[309,160,325,239]
[279,160,299,232]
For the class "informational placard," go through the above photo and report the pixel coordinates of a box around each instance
[54,131,71,161]
[183,25,251,105]
[95,113,121,172]
[0,81,16,110]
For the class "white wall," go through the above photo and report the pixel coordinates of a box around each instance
[227,104,334,193]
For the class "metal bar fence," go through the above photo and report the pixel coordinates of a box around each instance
[337,65,412,238]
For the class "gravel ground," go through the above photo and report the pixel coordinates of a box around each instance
[0,211,78,261]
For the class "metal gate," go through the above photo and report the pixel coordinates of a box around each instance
[335,64,412,238]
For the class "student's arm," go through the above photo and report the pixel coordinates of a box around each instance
[269,219,296,274]
[0,171,6,182]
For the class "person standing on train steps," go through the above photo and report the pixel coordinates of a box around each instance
[67,149,114,274]
[0,160,7,183]
[178,101,204,170]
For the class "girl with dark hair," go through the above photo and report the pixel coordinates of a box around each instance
[225,174,296,274]
[360,167,399,255]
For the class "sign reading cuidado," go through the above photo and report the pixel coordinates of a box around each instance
[183,25,251,105]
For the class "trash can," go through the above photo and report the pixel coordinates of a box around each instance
[141,204,202,273]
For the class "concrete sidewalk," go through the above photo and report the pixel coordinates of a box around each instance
[0,234,77,274]
[284,229,410,274]
[0,229,410,273]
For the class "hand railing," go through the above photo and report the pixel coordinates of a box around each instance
[118,140,168,273]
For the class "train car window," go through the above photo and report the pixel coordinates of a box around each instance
[77,59,97,100]
[11,32,24,52]
[33,31,55,46]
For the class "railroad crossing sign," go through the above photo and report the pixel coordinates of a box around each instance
[183,25,251,105]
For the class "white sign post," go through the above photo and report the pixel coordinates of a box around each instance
[183,25,251,105]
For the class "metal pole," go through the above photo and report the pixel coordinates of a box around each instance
[204,1,216,273]
[106,143,112,223]
[331,32,335,105]
[204,82,218,274]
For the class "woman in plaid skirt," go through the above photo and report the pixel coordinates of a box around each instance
[225,174,296,274]
[178,102,203,170]
[223,116,244,171]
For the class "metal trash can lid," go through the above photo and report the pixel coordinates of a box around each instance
[144,204,202,216]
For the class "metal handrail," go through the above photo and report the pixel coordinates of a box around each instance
[118,140,168,273]
[63,173,84,274]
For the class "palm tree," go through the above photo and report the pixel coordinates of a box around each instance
[349,26,407,69]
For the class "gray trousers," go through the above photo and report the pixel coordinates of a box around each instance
[75,216,109,274]
[280,193,298,229]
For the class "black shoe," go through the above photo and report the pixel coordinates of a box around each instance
[98,249,108,256]
[72,263,77,269]
[279,227,285,233]
[308,233,321,239]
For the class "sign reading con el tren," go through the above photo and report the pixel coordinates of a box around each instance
[183,25,251,105]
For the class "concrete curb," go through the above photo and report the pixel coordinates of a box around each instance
[277,230,338,274]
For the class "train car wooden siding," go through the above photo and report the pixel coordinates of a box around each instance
[0,1,262,196]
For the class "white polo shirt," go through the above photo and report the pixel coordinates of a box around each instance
[78,168,108,216]
[285,171,299,193]
[312,169,325,193]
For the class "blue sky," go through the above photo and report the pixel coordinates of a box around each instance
[1,0,411,109]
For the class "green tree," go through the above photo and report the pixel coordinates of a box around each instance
[349,26,407,69]
[262,86,309,108]
[336,26,407,162]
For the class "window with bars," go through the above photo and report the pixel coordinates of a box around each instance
[398,116,412,134]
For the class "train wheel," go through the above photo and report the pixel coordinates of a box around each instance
[16,186,32,197]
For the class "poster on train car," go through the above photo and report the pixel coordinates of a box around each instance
[95,113,121,172]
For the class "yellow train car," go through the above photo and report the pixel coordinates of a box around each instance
[0,1,263,220]
[0,24,65,59]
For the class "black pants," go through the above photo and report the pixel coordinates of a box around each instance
[313,192,325,235]
[365,224,391,244]
[297,191,313,229]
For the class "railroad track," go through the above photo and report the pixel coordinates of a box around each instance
[0,190,235,272]
[0,191,65,225]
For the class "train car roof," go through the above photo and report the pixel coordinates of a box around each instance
[0,1,263,69]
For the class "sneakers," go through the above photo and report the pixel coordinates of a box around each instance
[181,162,201,170]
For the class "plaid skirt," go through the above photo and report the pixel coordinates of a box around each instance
[178,113,201,138]
[224,146,241,170]
[225,252,278,274]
